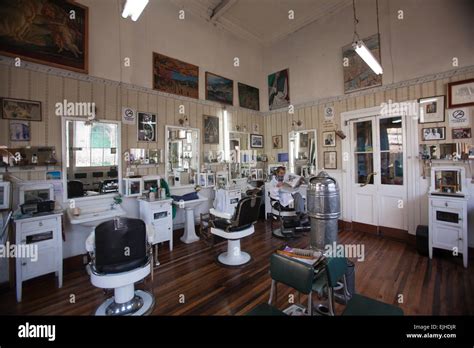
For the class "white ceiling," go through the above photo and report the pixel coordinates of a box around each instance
[171,0,352,45]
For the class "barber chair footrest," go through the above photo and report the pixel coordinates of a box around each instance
[95,290,155,316]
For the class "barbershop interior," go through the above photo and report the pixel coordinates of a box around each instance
[0,0,473,318]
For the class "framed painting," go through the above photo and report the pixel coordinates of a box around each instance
[268,68,290,110]
[238,82,259,111]
[272,135,282,149]
[250,134,264,148]
[137,112,156,142]
[206,72,233,105]
[0,0,88,73]
[153,53,199,99]
[203,115,219,144]
[342,34,382,93]
[1,98,42,121]
[447,78,474,108]
[418,96,445,124]
[9,120,30,141]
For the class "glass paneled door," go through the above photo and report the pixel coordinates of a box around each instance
[349,115,407,230]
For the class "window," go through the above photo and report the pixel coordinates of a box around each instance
[73,121,118,167]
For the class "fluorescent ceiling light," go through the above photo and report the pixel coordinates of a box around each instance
[122,0,149,21]
[352,40,383,75]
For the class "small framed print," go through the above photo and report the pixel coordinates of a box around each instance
[452,128,471,139]
[2,98,42,121]
[137,112,156,142]
[250,134,264,148]
[10,120,30,141]
[447,78,474,108]
[418,96,445,124]
[422,127,445,141]
[324,151,337,169]
[322,131,336,147]
[272,135,282,149]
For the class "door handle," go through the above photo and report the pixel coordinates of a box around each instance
[360,172,377,187]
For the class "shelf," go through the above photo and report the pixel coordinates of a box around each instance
[0,165,62,173]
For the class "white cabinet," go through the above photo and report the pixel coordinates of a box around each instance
[14,212,63,302]
[428,195,468,268]
[139,198,173,250]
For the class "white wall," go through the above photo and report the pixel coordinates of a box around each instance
[262,0,474,110]
[77,0,265,108]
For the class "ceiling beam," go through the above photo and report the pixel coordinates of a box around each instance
[210,0,238,22]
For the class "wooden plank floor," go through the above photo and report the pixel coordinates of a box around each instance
[0,220,473,315]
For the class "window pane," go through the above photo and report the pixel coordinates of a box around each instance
[355,153,374,184]
[75,147,91,167]
[74,121,90,148]
[103,148,116,166]
[380,117,402,152]
[355,121,373,152]
[381,152,403,185]
[91,148,103,166]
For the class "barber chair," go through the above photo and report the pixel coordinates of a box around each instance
[67,180,84,198]
[210,195,262,266]
[269,194,309,239]
[85,217,155,316]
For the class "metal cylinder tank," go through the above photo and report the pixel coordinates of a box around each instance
[307,171,341,249]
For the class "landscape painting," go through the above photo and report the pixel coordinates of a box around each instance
[0,0,88,73]
[238,82,259,111]
[268,69,290,110]
[342,34,382,93]
[153,53,199,99]
[206,72,233,105]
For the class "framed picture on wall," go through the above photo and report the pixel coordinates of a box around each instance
[238,82,259,111]
[418,96,445,124]
[250,134,264,148]
[324,151,337,169]
[322,131,336,147]
[272,135,282,149]
[452,128,471,139]
[0,1,89,73]
[447,78,474,108]
[1,98,42,121]
[206,72,233,105]
[203,115,219,144]
[137,112,156,142]
[9,120,30,141]
[268,68,290,110]
[422,127,446,141]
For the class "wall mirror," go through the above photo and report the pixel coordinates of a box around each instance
[289,129,317,176]
[419,143,471,160]
[62,118,121,200]
[229,131,250,163]
[165,126,200,187]
[128,148,163,165]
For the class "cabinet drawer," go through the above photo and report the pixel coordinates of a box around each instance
[20,218,58,232]
[430,199,463,210]
[20,228,57,249]
[21,246,57,280]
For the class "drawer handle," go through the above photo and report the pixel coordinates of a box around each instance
[39,222,43,227]
[444,202,448,207]
[458,237,463,241]
[22,262,26,266]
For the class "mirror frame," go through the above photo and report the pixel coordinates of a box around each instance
[288,128,318,175]
[228,131,250,162]
[164,125,200,187]
[61,117,122,203]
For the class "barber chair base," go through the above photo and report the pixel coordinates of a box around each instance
[95,290,154,316]
[217,239,251,266]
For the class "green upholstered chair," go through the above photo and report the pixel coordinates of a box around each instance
[246,253,315,316]
[325,257,404,316]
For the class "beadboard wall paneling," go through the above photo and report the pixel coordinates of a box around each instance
[0,65,263,180]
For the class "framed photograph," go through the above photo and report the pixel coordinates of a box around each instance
[418,96,445,124]
[0,1,88,73]
[1,98,42,121]
[447,78,474,108]
[238,82,259,111]
[324,151,337,169]
[272,135,282,149]
[206,72,233,105]
[46,171,62,180]
[452,128,471,139]
[250,134,264,148]
[207,173,215,186]
[9,120,30,141]
[422,127,446,141]
[322,131,336,147]
[137,112,156,142]
[153,53,199,99]
[268,68,290,110]
[203,115,219,144]
[342,34,382,93]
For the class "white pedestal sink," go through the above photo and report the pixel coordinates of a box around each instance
[173,196,208,244]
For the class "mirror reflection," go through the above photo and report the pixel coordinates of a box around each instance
[65,120,120,198]
[166,126,199,186]
[289,129,317,176]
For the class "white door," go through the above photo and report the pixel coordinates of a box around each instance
[349,114,408,230]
